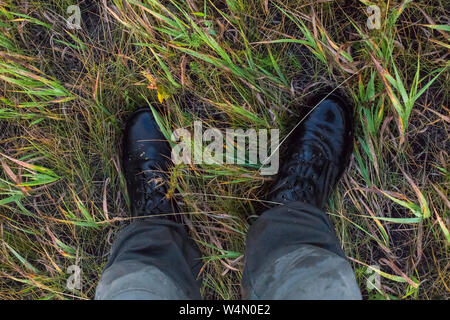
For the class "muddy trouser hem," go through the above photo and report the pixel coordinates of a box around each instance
[95,218,202,300]
[241,201,362,300]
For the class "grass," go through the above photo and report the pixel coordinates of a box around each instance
[0,0,448,300]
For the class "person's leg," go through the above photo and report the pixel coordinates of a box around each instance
[242,93,361,300]
[95,219,202,300]
[95,108,202,300]
[241,202,361,300]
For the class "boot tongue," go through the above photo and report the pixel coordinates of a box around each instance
[269,141,338,208]
[132,168,171,215]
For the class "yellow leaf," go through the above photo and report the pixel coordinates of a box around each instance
[157,86,170,102]
[142,70,157,90]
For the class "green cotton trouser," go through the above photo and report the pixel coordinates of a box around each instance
[95,201,362,300]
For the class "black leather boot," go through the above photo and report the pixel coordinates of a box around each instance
[270,93,354,209]
[123,108,174,217]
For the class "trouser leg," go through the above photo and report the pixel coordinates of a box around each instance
[95,218,202,300]
[242,201,361,300]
